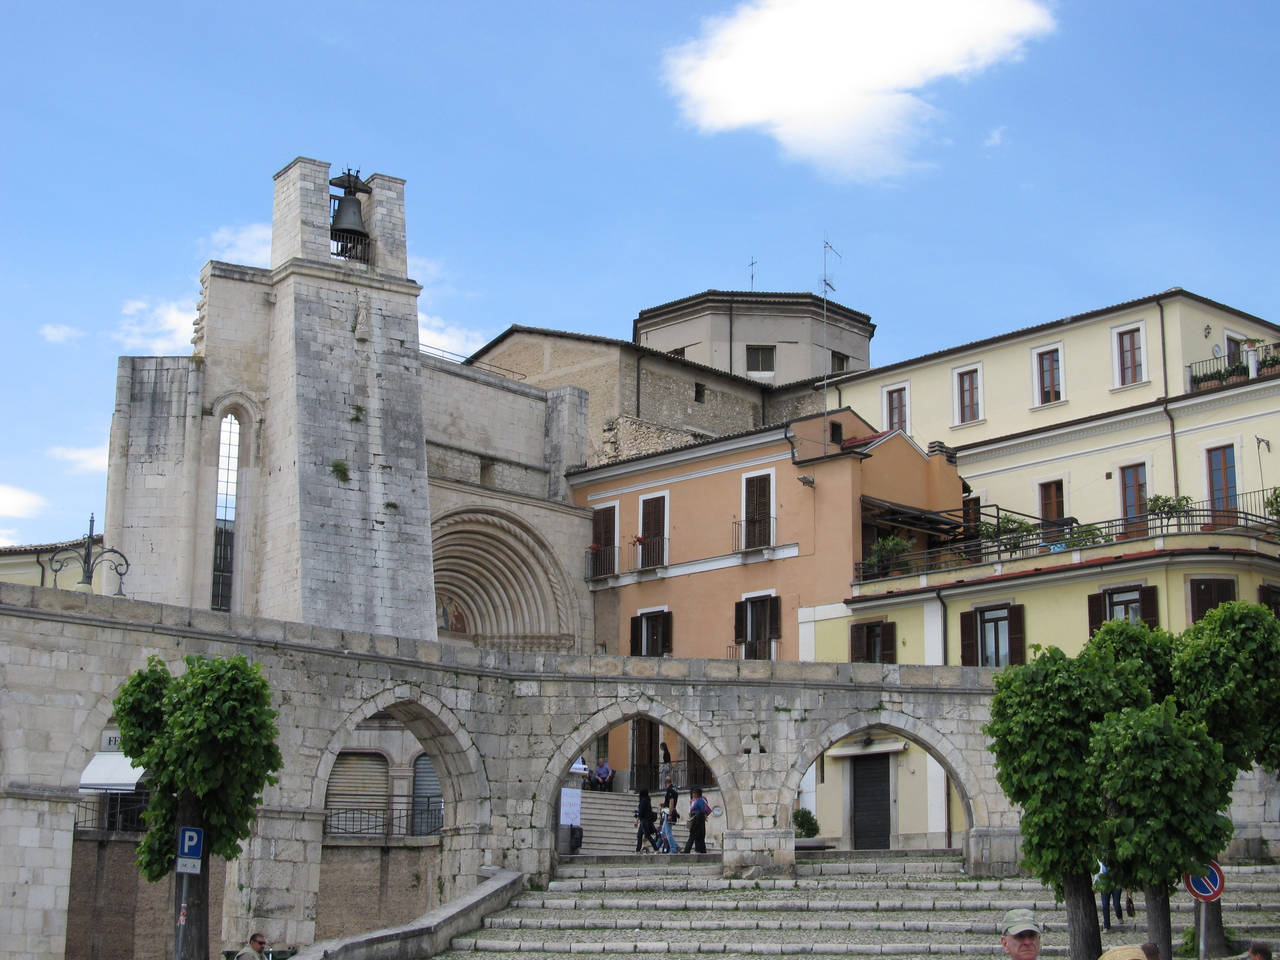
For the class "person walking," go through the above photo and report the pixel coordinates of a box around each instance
[633,789,660,853]
[683,787,711,853]
[1096,861,1123,931]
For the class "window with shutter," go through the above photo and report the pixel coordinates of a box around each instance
[1088,585,1159,633]
[959,611,978,666]
[324,751,390,836]
[744,474,772,549]
[1259,584,1280,617]
[1191,579,1236,622]
[850,622,897,664]
[736,595,777,660]
[591,505,616,577]
[639,496,666,567]
[631,611,673,657]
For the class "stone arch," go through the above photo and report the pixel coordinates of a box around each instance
[778,708,986,844]
[430,507,578,648]
[531,695,745,839]
[310,685,491,831]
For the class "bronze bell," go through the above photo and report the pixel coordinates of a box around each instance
[331,195,367,236]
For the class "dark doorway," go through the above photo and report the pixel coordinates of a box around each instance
[633,718,658,792]
[851,754,891,849]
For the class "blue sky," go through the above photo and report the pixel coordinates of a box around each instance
[3,0,1278,546]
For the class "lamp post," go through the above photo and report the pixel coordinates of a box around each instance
[48,514,130,595]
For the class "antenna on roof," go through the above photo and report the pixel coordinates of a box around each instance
[748,256,758,291]
[820,238,842,453]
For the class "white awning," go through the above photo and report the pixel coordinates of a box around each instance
[79,752,145,793]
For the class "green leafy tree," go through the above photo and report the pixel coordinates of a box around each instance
[1087,699,1236,960]
[986,637,1149,960]
[115,655,283,960]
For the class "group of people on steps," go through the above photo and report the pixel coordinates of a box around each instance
[633,774,710,854]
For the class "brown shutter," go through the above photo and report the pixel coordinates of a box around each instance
[1087,592,1104,634]
[881,622,897,664]
[642,496,665,540]
[1139,586,1159,628]
[746,475,770,519]
[630,616,642,656]
[1259,584,1280,616]
[768,595,782,639]
[734,600,746,642]
[1008,604,1026,665]
[960,611,978,666]
[850,623,867,662]
[661,611,674,655]
[593,506,615,549]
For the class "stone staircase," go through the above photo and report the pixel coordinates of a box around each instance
[434,853,1280,960]
[576,789,707,855]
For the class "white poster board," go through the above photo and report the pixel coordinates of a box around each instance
[559,787,582,826]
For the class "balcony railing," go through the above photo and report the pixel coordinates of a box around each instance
[323,796,443,838]
[75,791,149,833]
[635,536,668,569]
[733,516,775,551]
[1187,341,1280,390]
[855,489,1277,583]
[584,544,618,580]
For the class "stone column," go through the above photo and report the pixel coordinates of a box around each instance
[221,808,325,951]
[0,789,76,959]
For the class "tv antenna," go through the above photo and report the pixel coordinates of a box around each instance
[820,238,842,452]
[748,256,758,291]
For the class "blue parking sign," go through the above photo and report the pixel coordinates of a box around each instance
[179,826,204,859]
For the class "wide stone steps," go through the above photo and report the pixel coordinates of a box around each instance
[575,789,696,855]
[431,856,1280,960]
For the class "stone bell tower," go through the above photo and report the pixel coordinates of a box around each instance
[108,157,437,642]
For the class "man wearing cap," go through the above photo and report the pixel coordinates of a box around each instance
[1002,908,1042,960]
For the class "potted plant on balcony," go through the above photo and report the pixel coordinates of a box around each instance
[1224,360,1249,385]
[1265,487,1280,526]
[977,515,1037,553]
[1146,493,1194,532]
[1259,352,1280,377]
[867,534,912,577]
[1191,369,1224,391]
[1064,523,1104,548]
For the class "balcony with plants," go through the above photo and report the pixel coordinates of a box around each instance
[853,489,1280,584]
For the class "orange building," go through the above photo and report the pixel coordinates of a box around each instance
[566,407,964,790]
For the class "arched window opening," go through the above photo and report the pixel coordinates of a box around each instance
[323,751,389,836]
[412,754,444,836]
[211,414,241,611]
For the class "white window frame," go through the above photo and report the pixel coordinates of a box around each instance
[636,604,671,658]
[740,588,778,662]
[637,490,670,566]
[1030,340,1065,407]
[881,380,911,435]
[951,362,984,426]
[1198,435,1242,505]
[1110,320,1148,389]
[1114,457,1152,519]
[740,467,776,549]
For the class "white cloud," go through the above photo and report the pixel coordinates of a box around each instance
[0,528,19,547]
[48,444,109,474]
[208,223,272,267]
[984,125,1007,148]
[418,313,491,359]
[408,255,447,286]
[40,324,84,344]
[113,298,196,354]
[0,485,48,519]
[664,0,1054,180]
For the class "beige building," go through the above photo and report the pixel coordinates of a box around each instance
[566,407,963,791]
[633,289,874,385]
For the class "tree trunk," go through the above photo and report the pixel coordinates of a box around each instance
[1144,883,1173,960]
[1064,868,1104,960]
[173,792,210,960]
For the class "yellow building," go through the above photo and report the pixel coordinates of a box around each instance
[827,288,1280,525]
[802,288,1280,851]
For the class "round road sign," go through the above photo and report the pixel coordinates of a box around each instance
[1183,860,1225,902]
